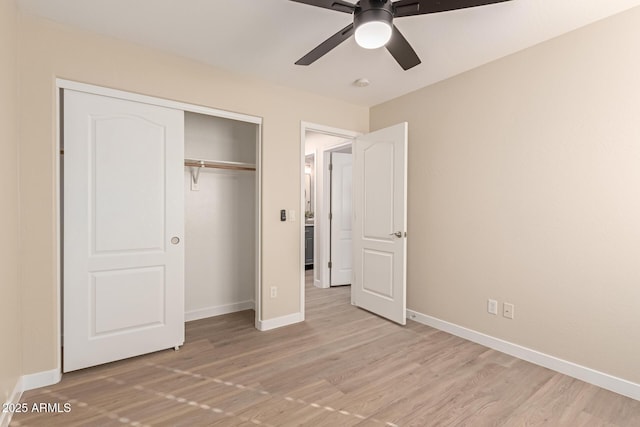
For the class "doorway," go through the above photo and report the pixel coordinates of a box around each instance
[300,121,409,326]
[300,123,359,316]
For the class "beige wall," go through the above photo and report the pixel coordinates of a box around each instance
[17,1,640,387]
[18,14,368,375]
[0,0,23,404]
[371,6,640,383]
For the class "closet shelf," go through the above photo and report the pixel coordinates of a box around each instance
[184,158,256,171]
[185,158,256,186]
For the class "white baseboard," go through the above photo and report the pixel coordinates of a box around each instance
[256,312,304,331]
[407,309,640,401]
[21,369,61,392]
[0,377,23,427]
[185,301,254,322]
[1,370,61,427]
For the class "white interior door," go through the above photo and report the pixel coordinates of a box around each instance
[330,152,353,286]
[63,89,185,372]
[352,123,408,325]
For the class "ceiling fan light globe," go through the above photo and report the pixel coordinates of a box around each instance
[355,21,392,49]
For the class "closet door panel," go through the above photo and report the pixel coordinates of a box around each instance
[93,116,165,253]
[92,267,165,334]
[64,89,184,372]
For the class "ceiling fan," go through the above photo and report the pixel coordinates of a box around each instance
[292,0,512,70]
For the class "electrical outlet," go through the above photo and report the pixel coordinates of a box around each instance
[270,286,277,299]
[503,302,514,319]
[487,299,498,315]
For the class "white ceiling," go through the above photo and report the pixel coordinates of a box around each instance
[17,0,640,107]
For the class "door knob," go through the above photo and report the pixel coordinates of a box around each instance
[389,231,402,238]
[170,236,180,245]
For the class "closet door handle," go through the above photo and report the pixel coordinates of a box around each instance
[170,236,180,245]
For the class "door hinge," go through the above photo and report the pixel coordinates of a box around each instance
[328,163,333,171]
[328,261,332,269]
[329,212,332,220]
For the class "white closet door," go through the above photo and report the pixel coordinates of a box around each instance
[63,90,185,372]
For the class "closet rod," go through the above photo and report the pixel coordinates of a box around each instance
[184,159,256,172]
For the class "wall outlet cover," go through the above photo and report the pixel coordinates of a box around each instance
[503,302,514,319]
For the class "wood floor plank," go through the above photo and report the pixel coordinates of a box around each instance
[11,271,640,426]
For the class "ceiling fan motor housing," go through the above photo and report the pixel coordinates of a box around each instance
[354,0,394,30]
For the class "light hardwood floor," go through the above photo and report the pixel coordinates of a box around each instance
[12,270,640,426]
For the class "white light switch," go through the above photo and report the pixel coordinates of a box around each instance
[289,210,296,221]
[487,299,498,315]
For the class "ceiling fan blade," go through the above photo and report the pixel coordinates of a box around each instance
[296,23,355,66]
[385,25,421,70]
[290,0,356,14]
[393,0,512,18]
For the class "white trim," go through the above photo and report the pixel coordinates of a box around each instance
[301,122,361,140]
[185,301,255,322]
[55,85,63,376]
[300,126,307,316]
[56,79,262,125]
[255,123,263,326]
[0,377,23,427]
[0,369,61,426]
[407,309,640,401]
[21,369,61,392]
[255,312,304,331]
[300,122,361,317]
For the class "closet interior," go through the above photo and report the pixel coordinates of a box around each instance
[184,112,259,322]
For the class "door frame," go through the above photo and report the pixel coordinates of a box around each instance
[299,122,359,314]
[308,137,353,289]
[56,79,264,370]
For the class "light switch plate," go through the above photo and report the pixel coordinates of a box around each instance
[488,299,498,315]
